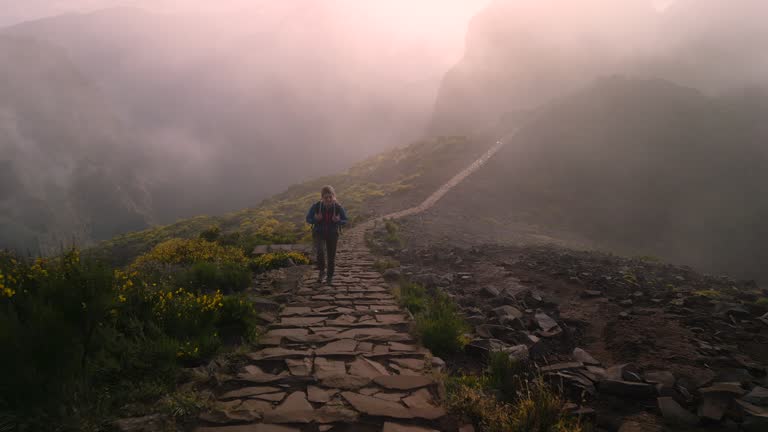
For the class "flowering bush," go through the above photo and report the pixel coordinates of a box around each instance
[0,246,260,429]
[251,251,309,273]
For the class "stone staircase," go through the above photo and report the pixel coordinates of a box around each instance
[195,138,508,432]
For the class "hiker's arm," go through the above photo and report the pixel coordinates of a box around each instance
[337,206,348,225]
[305,204,316,224]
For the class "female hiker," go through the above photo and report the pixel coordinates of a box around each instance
[305,185,348,285]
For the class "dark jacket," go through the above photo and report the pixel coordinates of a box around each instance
[306,201,348,234]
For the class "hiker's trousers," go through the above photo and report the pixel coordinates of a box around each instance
[313,231,339,277]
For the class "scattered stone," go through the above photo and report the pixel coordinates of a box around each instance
[493,305,523,323]
[698,392,731,421]
[583,290,602,298]
[573,348,600,366]
[700,382,746,396]
[643,371,675,388]
[504,344,529,361]
[540,362,583,373]
[482,286,501,297]
[744,386,768,406]
[657,397,699,426]
[383,269,401,281]
[535,313,558,331]
[599,380,655,399]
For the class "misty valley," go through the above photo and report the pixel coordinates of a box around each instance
[1,1,768,432]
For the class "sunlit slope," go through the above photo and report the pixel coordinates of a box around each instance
[425,77,768,280]
[92,136,488,265]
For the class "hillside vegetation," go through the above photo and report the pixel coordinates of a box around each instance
[91,136,487,266]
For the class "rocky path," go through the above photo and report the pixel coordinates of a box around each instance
[194,139,508,432]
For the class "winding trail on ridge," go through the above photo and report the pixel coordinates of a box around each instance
[194,137,509,432]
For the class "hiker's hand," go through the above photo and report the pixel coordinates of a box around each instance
[332,215,341,222]
[314,213,322,221]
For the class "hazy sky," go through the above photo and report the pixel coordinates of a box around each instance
[0,0,490,28]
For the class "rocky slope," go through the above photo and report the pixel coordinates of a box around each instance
[373,221,768,431]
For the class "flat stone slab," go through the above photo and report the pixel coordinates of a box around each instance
[314,357,347,379]
[349,358,390,379]
[316,339,358,355]
[383,422,440,432]
[341,392,412,418]
[374,376,434,391]
[249,348,310,361]
[262,391,314,424]
[390,358,425,371]
[307,386,338,403]
[278,317,327,326]
[220,387,282,400]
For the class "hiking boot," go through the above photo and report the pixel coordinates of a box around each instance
[317,270,325,283]
[326,276,334,286]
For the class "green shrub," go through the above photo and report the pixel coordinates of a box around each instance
[374,258,400,273]
[756,297,768,306]
[0,248,258,429]
[415,293,468,357]
[181,262,251,293]
[216,296,259,344]
[199,225,221,242]
[251,251,309,273]
[487,351,526,400]
[396,282,428,315]
[384,219,402,246]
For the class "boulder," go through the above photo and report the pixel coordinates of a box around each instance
[493,305,523,323]
[735,399,768,432]
[534,313,558,331]
[643,370,675,388]
[383,269,401,281]
[698,393,731,422]
[744,386,768,406]
[599,380,655,399]
[573,348,600,366]
[657,397,699,426]
[482,286,501,297]
[503,344,529,361]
